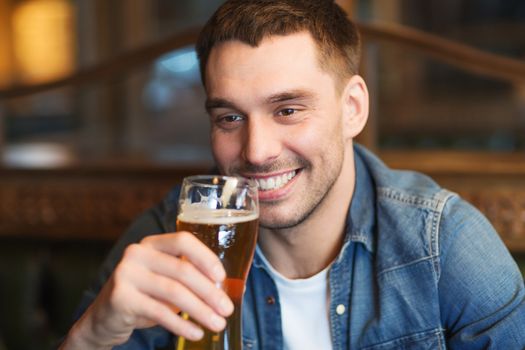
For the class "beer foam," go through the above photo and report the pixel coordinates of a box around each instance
[177,209,259,225]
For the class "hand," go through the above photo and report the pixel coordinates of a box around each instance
[60,232,234,349]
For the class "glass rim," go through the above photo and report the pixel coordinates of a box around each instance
[183,175,258,189]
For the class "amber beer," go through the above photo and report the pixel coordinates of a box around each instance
[176,209,259,350]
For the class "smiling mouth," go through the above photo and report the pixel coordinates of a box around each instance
[253,170,298,191]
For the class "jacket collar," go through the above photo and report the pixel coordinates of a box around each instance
[341,144,377,256]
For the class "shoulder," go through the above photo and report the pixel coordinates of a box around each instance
[355,144,457,242]
[353,145,503,276]
[437,192,525,344]
[354,146,525,346]
[355,143,452,205]
[437,193,520,284]
[353,145,459,276]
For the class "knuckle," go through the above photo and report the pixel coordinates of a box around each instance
[158,276,177,295]
[113,262,130,282]
[107,280,128,310]
[123,243,142,260]
[147,301,170,323]
[108,285,122,307]
[178,231,197,245]
[167,256,189,279]
[174,258,192,276]
[157,277,185,305]
[140,235,154,245]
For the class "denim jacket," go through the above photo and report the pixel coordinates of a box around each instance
[73,144,525,349]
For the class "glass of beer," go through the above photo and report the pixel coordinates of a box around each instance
[175,175,259,350]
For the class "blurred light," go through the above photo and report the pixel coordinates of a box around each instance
[159,47,198,74]
[0,0,12,88]
[3,143,74,168]
[12,0,75,84]
[145,47,201,110]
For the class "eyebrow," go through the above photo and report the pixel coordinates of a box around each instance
[205,89,317,113]
[266,90,316,104]
[205,98,236,113]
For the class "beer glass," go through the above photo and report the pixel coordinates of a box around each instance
[175,175,259,350]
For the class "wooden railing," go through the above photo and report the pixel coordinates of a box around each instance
[359,22,525,84]
[3,22,525,99]
[0,28,200,99]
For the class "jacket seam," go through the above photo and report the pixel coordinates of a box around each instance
[431,189,457,283]
[377,188,443,209]
[361,327,446,349]
[377,254,438,276]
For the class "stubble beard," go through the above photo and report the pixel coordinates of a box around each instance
[228,149,345,231]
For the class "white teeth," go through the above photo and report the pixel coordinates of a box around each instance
[255,170,296,191]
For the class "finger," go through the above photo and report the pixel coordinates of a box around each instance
[128,287,205,341]
[141,232,226,282]
[131,264,228,333]
[131,246,233,317]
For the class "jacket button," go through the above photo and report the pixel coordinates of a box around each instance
[336,304,346,315]
[266,296,276,305]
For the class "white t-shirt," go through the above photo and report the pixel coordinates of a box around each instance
[256,247,333,350]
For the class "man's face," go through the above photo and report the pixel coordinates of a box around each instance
[205,32,351,229]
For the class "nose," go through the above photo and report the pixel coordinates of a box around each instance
[242,117,282,166]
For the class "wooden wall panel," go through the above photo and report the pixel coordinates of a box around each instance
[0,166,207,240]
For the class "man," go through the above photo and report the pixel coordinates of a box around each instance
[61,1,525,349]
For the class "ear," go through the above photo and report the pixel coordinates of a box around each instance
[340,75,369,140]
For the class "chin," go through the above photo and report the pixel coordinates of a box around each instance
[258,211,309,230]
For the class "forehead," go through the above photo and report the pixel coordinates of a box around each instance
[204,32,333,96]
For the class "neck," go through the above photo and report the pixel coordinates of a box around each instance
[258,146,356,279]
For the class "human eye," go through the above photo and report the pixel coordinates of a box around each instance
[277,108,297,117]
[214,113,245,130]
[275,106,307,124]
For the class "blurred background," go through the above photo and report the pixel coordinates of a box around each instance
[0,0,524,348]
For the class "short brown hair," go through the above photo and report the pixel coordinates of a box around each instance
[196,0,361,88]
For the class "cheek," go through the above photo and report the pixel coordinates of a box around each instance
[211,132,241,171]
[287,118,342,156]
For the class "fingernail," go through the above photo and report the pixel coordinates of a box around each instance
[210,314,226,330]
[219,296,234,315]
[190,327,204,340]
[212,263,225,281]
